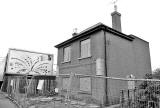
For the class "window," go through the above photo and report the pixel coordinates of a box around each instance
[80,39,91,58]
[63,46,71,62]
[62,78,69,90]
[80,77,91,92]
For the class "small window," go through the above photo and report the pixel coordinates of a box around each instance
[80,77,91,92]
[63,46,71,62]
[80,39,91,58]
[62,78,69,90]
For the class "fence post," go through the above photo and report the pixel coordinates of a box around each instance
[120,90,124,108]
[66,72,75,108]
[128,89,131,108]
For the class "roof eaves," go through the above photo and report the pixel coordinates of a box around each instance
[55,23,135,48]
[129,34,149,43]
[104,26,135,41]
[55,23,104,48]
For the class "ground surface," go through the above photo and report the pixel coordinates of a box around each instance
[0,92,18,108]
[0,91,101,108]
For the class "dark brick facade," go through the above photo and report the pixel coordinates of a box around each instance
[55,23,152,104]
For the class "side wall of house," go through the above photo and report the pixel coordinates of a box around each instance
[105,32,151,101]
[132,37,152,77]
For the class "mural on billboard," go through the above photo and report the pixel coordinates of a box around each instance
[7,49,53,75]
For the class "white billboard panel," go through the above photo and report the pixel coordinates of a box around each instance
[7,49,53,75]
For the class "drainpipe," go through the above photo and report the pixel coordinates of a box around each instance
[103,30,108,106]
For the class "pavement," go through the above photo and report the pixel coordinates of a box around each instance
[0,92,19,108]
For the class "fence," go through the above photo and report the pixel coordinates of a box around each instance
[1,73,160,108]
[1,74,57,108]
[58,74,160,108]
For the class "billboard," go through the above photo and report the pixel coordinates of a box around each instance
[6,48,53,75]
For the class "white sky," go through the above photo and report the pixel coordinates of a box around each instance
[0,0,159,71]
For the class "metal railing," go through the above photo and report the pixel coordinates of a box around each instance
[58,74,160,108]
[1,73,160,108]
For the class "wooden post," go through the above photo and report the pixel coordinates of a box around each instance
[66,72,75,108]
[120,90,124,108]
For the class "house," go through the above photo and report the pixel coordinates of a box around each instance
[55,8,152,105]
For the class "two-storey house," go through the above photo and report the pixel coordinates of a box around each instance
[55,9,152,105]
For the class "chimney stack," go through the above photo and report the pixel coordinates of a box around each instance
[111,5,122,32]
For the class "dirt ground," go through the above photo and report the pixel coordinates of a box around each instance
[0,92,19,108]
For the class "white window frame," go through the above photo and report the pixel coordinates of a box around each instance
[80,38,91,58]
[63,46,71,62]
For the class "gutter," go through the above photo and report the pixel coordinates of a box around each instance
[55,24,134,48]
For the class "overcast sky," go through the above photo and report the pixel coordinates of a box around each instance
[0,0,160,71]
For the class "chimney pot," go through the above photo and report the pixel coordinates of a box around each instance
[72,28,78,37]
[72,32,78,37]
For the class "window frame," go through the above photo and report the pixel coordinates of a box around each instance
[79,76,92,94]
[79,38,91,59]
[62,77,70,91]
[63,45,71,63]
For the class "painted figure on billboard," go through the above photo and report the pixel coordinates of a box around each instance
[7,49,53,75]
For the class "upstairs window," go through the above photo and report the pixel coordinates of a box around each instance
[63,46,71,62]
[80,39,91,58]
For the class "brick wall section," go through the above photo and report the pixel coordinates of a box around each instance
[105,32,151,100]
[57,30,106,103]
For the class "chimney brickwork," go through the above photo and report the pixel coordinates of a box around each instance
[111,11,122,32]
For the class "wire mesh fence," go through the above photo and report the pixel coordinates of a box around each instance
[1,73,160,108]
[1,74,57,108]
[106,76,160,108]
[57,74,160,108]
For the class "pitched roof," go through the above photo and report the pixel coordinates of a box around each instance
[55,22,135,48]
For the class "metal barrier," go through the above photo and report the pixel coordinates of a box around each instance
[1,73,160,108]
[58,74,160,108]
[106,76,160,108]
[1,74,57,108]
[1,75,27,107]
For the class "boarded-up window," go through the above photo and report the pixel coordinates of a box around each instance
[63,46,71,62]
[62,78,69,90]
[80,77,91,92]
[80,39,91,58]
[96,58,105,75]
